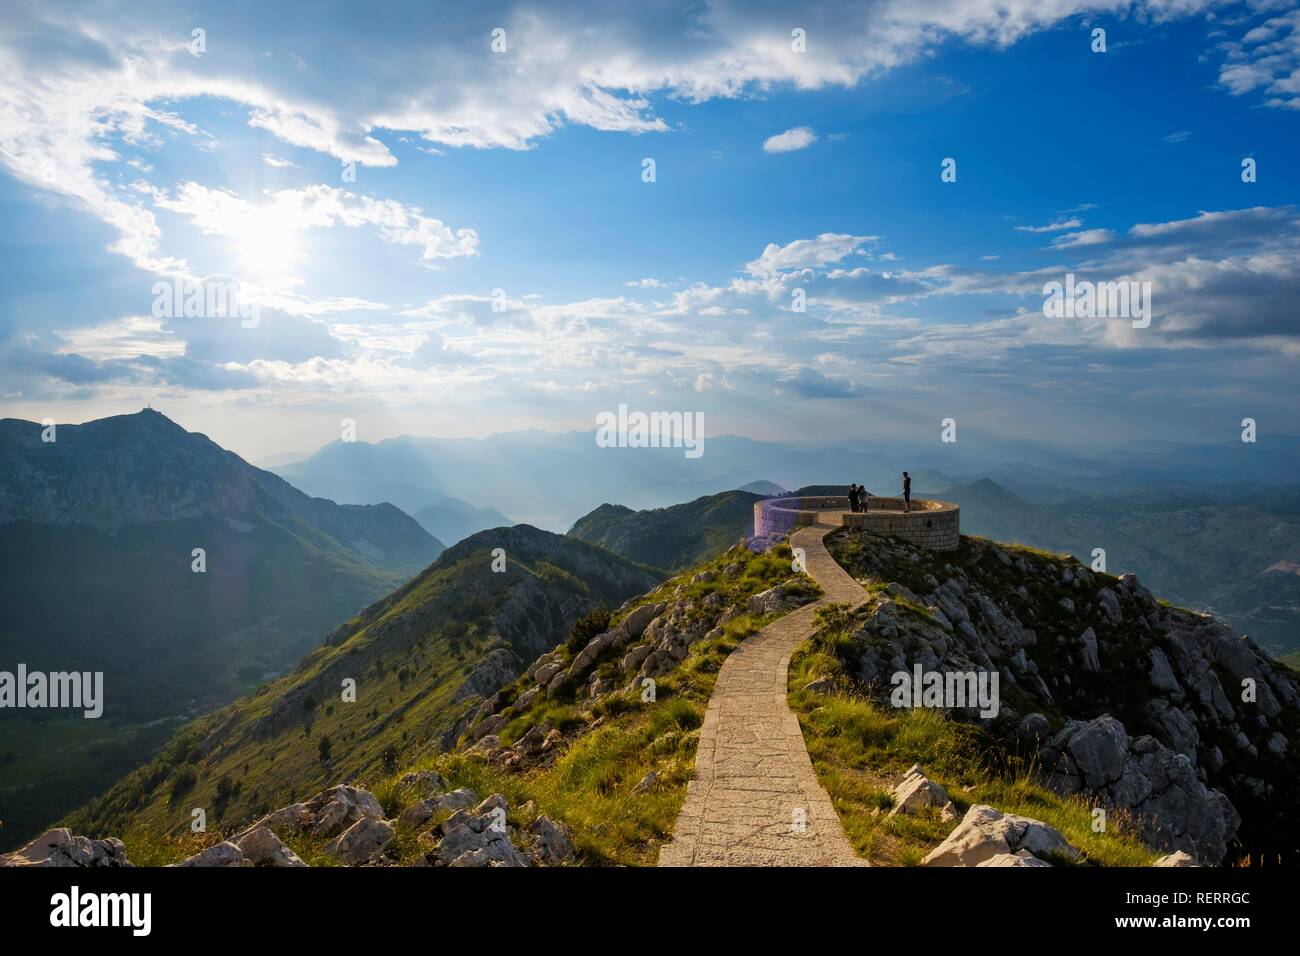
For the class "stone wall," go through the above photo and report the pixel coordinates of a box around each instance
[753,494,960,551]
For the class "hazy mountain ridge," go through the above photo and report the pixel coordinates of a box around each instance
[0,410,442,565]
[414,497,514,546]
[0,410,444,849]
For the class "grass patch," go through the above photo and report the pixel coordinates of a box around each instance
[788,624,1157,867]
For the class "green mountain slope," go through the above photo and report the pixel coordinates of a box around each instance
[65,525,661,839]
[0,409,444,848]
[567,490,760,571]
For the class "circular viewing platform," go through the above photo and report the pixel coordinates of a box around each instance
[754,493,960,551]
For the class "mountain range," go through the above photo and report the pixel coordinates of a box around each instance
[0,409,443,848]
[267,427,1300,534]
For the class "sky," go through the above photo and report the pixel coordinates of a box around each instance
[0,0,1297,462]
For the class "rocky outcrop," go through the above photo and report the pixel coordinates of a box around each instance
[411,792,576,868]
[922,805,1083,867]
[453,647,524,703]
[826,530,1300,864]
[1,828,131,868]
[1038,715,1239,864]
[234,784,385,842]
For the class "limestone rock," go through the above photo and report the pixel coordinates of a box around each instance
[0,828,131,868]
[922,805,1082,867]
[324,816,394,864]
[235,826,307,866]
[436,807,529,867]
[177,841,250,867]
[1040,715,1238,864]
[888,764,957,821]
[528,815,575,865]
[237,784,384,841]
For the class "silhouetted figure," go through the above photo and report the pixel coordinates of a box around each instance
[859,483,869,512]
[902,471,911,513]
[848,484,860,512]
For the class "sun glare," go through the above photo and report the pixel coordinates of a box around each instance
[234,206,303,277]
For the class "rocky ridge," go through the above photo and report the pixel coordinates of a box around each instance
[825,529,1300,864]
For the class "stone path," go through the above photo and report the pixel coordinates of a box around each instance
[658,518,869,866]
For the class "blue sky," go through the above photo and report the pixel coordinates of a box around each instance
[0,0,1297,461]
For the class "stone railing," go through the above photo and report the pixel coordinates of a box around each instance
[753,492,960,551]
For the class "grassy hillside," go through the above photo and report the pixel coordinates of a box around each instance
[63,525,660,842]
[567,490,759,571]
[788,608,1155,866]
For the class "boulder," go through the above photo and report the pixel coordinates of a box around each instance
[746,582,806,616]
[888,765,957,821]
[398,798,441,829]
[436,807,529,867]
[1018,712,1051,746]
[621,644,653,674]
[235,826,307,867]
[529,815,575,865]
[922,805,1083,867]
[803,677,836,695]
[177,842,250,867]
[324,816,394,864]
[612,603,662,647]
[1097,588,1123,625]
[1040,715,1239,864]
[1079,627,1100,672]
[236,784,384,841]
[0,828,131,868]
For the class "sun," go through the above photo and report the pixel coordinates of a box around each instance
[233,205,303,277]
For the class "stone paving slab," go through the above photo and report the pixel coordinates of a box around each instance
[658,521,869,866]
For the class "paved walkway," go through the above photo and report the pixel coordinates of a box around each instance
[658,519,869,866]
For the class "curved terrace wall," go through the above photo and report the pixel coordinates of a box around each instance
[754,493,960,551]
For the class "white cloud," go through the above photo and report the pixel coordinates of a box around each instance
[151,181,478,265]
[747,233,876,276]
[1014,217,1082,233]
[1216,7,1300,108]
[1050,228,1115,248]
[261,154,299,168]
[763,126,817,153]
